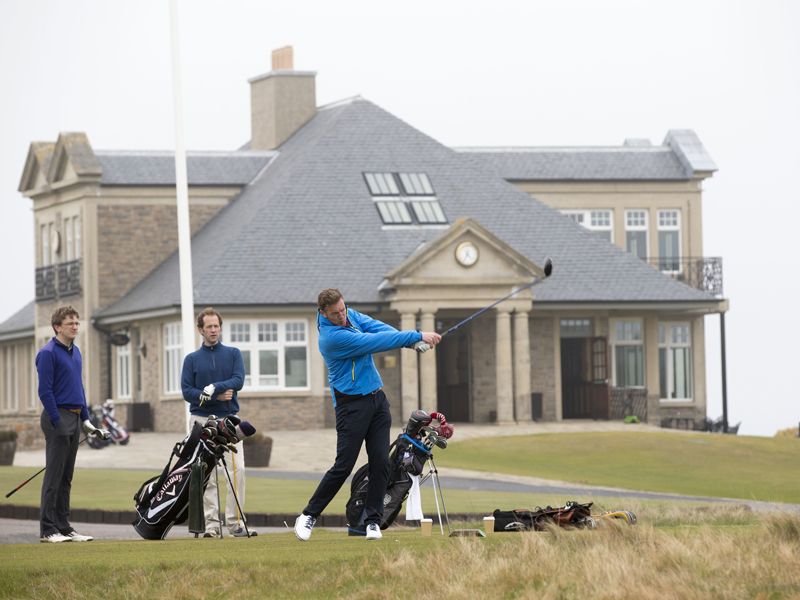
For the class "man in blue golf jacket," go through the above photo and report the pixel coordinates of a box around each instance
[294,288,441,541]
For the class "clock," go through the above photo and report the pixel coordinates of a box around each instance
[455,241,479,267]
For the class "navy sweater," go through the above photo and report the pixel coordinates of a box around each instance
[35,337,89,425]
[181,342,244,417]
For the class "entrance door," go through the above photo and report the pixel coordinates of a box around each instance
[561,337,610,419]
[436,325,471,421]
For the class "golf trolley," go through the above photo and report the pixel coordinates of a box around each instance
[346,409,454,536]
[132,414,255,540]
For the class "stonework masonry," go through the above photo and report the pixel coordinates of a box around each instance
[531,316,557,421]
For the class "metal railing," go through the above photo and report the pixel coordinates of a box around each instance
[645,256,723,297]
[610,387,648,421]
[36,259,82,301]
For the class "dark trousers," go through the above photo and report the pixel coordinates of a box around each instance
[40,409,80,536]
[304,390,391,524]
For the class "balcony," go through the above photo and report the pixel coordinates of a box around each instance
[646,256,723,297]
[36,259,82,301]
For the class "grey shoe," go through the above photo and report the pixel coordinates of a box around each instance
[230,526,257,537]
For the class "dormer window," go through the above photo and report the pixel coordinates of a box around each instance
[364,172,447,226]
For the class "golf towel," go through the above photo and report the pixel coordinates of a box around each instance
[405,474,424,520]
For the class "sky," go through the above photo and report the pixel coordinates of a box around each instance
[1,0,798,437]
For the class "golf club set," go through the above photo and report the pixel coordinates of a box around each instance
[132,414,256,540]
[346,409,454,536]
[86,399,130,449]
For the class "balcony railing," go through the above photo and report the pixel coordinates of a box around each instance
[36,259,82,301]
[646,256,723,297]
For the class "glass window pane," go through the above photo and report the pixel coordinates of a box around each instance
[241,350,252,388]
[659,231,680,271]
[659,348,667,398]
[626,231,647,259]
[285,346,307,387]
[672,348,692,398]
[615,346,643,387]
[259,350,278,386]
[258,322,277,342]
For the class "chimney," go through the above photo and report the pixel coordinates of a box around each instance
[249,46,317,150]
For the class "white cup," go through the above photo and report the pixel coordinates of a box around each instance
[483,516,495,536]
[420,518,432,536]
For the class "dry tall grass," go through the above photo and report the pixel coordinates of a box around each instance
[343,505,800,600]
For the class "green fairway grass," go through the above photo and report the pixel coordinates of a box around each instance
[0,505,796,600]
[435,431,800,503]
[1,466,646,516]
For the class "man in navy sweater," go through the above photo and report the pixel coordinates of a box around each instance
[181,307,252,537]
[36,306,109,543]
[294,289,441,541]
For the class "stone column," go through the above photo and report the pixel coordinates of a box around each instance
[419,312,437,413]
[400,312,419,417]
[513,310,532,421]
[495,308,514,423]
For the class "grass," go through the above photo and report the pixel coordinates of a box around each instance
[0,504,798,599]
[436,431,800,503]
[0,466,664,515]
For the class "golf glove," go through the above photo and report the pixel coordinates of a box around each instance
[199,383,216,406]
[82,419,111,440]
[413,341,431,353]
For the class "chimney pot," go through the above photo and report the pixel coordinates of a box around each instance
[272,46,294,70]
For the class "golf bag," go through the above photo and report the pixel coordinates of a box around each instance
[87,400,130,449]
[132,414,253,540]
[346,410,453,534]
[492,501,637,532]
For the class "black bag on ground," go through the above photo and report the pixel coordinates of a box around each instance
[132,422,217,540]
[493,501,594,532]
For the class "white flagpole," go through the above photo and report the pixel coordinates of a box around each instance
[168,0,195,433]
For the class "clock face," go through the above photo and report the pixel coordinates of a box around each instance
[455,241,479,267]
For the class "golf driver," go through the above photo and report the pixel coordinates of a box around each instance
[415,257,553,352]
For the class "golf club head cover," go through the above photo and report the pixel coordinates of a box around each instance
[436,423,454,439]
[405,409,432,438]
[235,420,256,438]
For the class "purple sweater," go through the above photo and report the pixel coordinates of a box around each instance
[35,337,89,425]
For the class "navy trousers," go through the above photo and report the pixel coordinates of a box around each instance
[303,390,391,524]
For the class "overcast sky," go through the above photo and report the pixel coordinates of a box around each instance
[1,0,798,437]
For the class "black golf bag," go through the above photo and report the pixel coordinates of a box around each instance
[132,422,218,540]
[346,410,453,534]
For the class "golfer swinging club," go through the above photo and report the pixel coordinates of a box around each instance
[294,289,441,541]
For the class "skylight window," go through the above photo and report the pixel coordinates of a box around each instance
[364,171,447,226]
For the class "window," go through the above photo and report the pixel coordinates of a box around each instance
[1,346,18,412]
[625,210,648,260]
[364,172,447,226]
[63,215,81,261]
[657,209,681,272]
[73,216,81,260]
[560,318,593,338]
[228,320,309,390]
[659,323,693,400]
[163,322,182,394]
[611,319,644,388]
[116,341,132,399]
[561,210,613,243]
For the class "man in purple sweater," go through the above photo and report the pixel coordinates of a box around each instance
[36,305,109,543]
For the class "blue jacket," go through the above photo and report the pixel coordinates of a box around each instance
[318,308,422,405]
[181,342,244,417]
[35,337,89,425]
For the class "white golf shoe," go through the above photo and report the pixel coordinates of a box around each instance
[365,523,382,540]
[64,530,94,542]
[294,514,316,541]
[40,532,71,543]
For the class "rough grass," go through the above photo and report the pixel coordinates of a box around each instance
[436,431,800,503]
[0,505,798,599]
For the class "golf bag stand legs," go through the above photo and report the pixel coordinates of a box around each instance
[220,454,251,538]
[215,463,224,539]
[428,456,451,535]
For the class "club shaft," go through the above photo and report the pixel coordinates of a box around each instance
[4,437,89,498]
[441,280,538,338]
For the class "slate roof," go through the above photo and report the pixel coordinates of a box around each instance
[94,98,719,321]
[0,300,34,340]
[96,151,275,186]
[456,130,717,181]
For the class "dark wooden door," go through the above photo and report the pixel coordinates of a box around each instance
[561,337,610,419]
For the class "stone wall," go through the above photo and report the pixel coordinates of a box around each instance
[531,317,557,421]
[470,318,496,422]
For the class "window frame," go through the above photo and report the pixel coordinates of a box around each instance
[659,322,693,402]
[561,209,614,243]
[227,319,310,391]
[610,318,645,389]
[162,322,183,395]
[116,340,132,400]
[625,209,649,259]
[657,209,682,274]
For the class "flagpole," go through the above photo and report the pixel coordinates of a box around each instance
[169,0,195,433]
